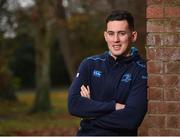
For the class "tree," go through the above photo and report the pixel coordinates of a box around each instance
[9,0,75,112]
[31,0,77,111]
[53,0,76,80]
[24,0,75,112]
[8,0,53,112]
[30,0,53,112]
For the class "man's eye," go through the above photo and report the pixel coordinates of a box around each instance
[119,32,126,35]
[108,32,114,36]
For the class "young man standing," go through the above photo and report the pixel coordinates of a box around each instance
[68,10,147,136]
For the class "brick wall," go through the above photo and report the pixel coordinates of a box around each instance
[139,0,180,135]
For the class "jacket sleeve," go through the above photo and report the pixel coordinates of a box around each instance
[92,69,148,129]
[68,59,116,118]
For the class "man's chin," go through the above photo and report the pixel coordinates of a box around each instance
[112,52,123,57]
[111,49,131,57]
[110,53,122,59]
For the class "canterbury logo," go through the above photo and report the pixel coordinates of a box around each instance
[93,70,102,78]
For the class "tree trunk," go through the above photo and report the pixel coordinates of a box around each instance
[58,24,75,80]
[54,0,76,80]
[31,26,52,112]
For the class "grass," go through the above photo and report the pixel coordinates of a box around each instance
[0,89,80,135]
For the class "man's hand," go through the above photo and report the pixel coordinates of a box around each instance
[80,85,90,99]
[80,85,125,110]
[115,103,125,110]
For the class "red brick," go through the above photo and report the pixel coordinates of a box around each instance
[147,34,155,45]
[164,19,180,32]
[148,74,164,87]
[147,0,164,5]
[146,1,180,135]
[146,47,158,60]
[164,61,180,73]
[147,61,163,73]
[165,0,180,6]
[148,101,166,114]
[148,87,163,100]
[174,34,180,45]
[165,6,180,17]
[147,20,164,32]
[147,34,164,46]
[167,116,180,128]
[138,127,148,136]
[166,102,180,114]
[146,48,163,60]
[147,34,180,46]
[162,48,180,61]
[148,115,165,128]
[163,74,180,87]
[163,34,174,45]
[163,34,180,46]
[147,6,164,18]
[146,48,154,60]
[148,128,180,136]
[149,101,180,114]
[148,128,159,136]
[164,88,180,101]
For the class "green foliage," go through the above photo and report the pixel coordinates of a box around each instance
[0,0,111,89]
[0,28,25,100]
[11,77,21,91]
[68,13,107,68]
[9,34,35,88]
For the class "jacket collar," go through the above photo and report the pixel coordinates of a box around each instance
[106,47,140,65]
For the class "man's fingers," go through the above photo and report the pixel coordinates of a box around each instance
[87,85,90,93]
[115,103,125,110]
[81,85,89,93]
[80,85,90,99]
[81,85,87,91]
[81,90,90,99]
[80,91,85,97]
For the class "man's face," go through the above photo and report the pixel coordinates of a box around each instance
[104,20,137,58]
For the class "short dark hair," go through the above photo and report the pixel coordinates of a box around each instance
[106,10,134,30]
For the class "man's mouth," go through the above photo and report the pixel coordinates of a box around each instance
[113,45,121,50]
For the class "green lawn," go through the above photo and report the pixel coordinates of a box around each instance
[0,89,80,135]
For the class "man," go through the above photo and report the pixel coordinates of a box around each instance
[68,10,147,136]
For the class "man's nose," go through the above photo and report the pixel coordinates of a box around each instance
[113,34,120,42]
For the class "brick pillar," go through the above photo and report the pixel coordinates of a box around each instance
[142,0,180,136]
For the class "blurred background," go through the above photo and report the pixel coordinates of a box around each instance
[0,0,146,135]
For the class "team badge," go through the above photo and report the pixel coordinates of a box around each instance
[93,70,102,78]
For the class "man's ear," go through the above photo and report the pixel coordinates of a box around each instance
[131,31,137,42]
[104,31,108,41]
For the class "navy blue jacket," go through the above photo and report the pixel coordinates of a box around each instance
[68,49,148,136]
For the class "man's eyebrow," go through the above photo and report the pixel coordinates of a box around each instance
[106,30,126,33]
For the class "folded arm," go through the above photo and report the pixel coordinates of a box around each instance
[80,85,125,110]
[92,70,148,129]
[68,59,117,118]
